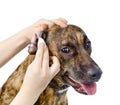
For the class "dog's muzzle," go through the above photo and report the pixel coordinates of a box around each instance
[63,61,102,95]
[80,62,102,83]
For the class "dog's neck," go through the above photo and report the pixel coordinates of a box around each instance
[34,85,68,105]
[57,88,68,94]
[49,81,69,94]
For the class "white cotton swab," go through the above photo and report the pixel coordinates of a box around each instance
[37,37,46,47]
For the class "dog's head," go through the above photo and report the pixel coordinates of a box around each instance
[41,24,102,95]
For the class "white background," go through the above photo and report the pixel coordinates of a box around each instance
[0,0,120,105]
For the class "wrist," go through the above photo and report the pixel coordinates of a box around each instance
[10,86,39,105]
[16,26,33,43]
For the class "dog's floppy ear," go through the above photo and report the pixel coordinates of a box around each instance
[28,30,49,55]
[28,25,63,55]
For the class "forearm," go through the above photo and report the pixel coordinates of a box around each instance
[0,18,67,67]
[0,33,30,67]
[10,88,39,105]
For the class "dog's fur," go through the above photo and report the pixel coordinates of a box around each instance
[0,24,102,105]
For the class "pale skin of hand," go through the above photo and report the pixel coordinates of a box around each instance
[10,42,60,105]
[0,18,67,105]
[0,18,67,67]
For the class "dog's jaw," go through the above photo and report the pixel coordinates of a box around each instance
[63,73,97,95]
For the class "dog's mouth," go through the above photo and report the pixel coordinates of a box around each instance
[64,73,96,95]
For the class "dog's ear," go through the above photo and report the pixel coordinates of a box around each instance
[28,31,48,55]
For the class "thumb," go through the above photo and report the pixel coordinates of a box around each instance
[50,56,60,77]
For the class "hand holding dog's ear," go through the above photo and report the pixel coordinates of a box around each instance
[33,17,67,29]
[10,42,60,105]
[18,18,68,42]
[17,41,60,105]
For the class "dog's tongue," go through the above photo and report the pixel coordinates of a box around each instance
[79,83,97,95]
[65,74,97,95]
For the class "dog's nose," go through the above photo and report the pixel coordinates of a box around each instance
[87,64,102,82]
[80,61,102,83]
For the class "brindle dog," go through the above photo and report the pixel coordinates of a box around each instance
[0,24,102,105]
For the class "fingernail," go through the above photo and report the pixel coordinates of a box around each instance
[41,24,48,30]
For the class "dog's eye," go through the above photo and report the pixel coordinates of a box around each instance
[61,46,71,54]
[85,40,91,49]
[85,40,92,55]
[84,36,92,54]
[84,35,91,50]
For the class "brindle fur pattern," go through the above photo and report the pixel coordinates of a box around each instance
[0,24,101,105]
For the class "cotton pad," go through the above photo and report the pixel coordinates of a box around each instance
[37,37,46,47]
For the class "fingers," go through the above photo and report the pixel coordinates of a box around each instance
[36,41,60,76]
[50,56,60,77]
[38,24,48,33]
[33,42,45,68]
[42,46,49,71]
[34,19,54,29]
[33,38,60,79]
[57,17,68,24]
[52,17,68,28]
[34,18,68,31]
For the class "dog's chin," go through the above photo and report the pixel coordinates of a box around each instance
[63,73,97,95]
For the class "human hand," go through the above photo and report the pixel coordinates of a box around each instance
[18,41,60,104]
[17,18,67,42]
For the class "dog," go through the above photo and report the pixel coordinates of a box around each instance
[0,24,102,105]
